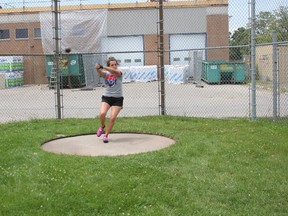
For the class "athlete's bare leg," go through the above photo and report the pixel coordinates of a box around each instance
[105,106,122,136]
[99,102,110,127]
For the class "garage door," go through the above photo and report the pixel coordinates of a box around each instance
[102,36,144,67]
[170,34,206,65]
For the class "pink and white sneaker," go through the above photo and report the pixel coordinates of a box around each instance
[96,126,105,137]
[103,135,109,143]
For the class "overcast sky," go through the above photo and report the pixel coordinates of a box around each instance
[2,0,287,32]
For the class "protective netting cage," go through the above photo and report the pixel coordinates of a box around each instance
[0,0,287,123]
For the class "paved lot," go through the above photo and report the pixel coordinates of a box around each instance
[0,81,287,123]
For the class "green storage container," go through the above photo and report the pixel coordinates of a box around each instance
[202,60,246,84]
[46,54,85,88]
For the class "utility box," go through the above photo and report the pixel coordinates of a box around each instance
[46,54,85,88]
[202,60,246,84]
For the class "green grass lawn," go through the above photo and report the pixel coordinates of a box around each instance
[0,116,288,215]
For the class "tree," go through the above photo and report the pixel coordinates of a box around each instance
[229,27,250,61]
[255,11,276,35]
[229,6,288,60]
[274,6,288,41]
[255,11,276,43]
[255,7,288,43]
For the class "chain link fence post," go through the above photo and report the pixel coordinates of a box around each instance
[272,31,278,120]
[250,0,257,120]
[53,0,62,119]
[158,0,165,115]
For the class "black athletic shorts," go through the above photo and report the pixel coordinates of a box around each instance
[102,95,124,107]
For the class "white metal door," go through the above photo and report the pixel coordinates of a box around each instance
[102,36,144,67]
[170,34,206,66]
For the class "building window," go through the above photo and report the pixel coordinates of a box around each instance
[184,57,191,61]
[135,59,142,63]
[173,58,180,62]
[0,29,10,40]
[34,28,41,39]
[124,59,131,63]
[15,28,28,39]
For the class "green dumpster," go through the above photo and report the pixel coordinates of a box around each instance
[234,63,246,83]
[46,54,85,88]
[202,60,246,84]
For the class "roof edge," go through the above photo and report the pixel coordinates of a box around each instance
[0,0,228,14]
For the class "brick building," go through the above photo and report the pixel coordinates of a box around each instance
[0,0,229,85]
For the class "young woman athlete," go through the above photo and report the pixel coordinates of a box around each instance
[95,57,123,143]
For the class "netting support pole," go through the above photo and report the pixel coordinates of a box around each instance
[159,0,165,115]
[53,0,62,119]
[250,0,256,120]
[272,31,278,119]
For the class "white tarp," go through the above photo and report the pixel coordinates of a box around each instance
[118,65,189,84]
[166,65,189,84]
[40,9,108,54]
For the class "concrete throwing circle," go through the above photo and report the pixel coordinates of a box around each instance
[41,133,175,156]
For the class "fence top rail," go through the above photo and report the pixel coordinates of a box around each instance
[0,0,228,14]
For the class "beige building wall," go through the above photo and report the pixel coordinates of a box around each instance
[278,46,288,88]
[256,45,288,88]
[256,45,273,81]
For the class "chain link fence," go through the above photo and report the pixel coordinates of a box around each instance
[0,0,287,123]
